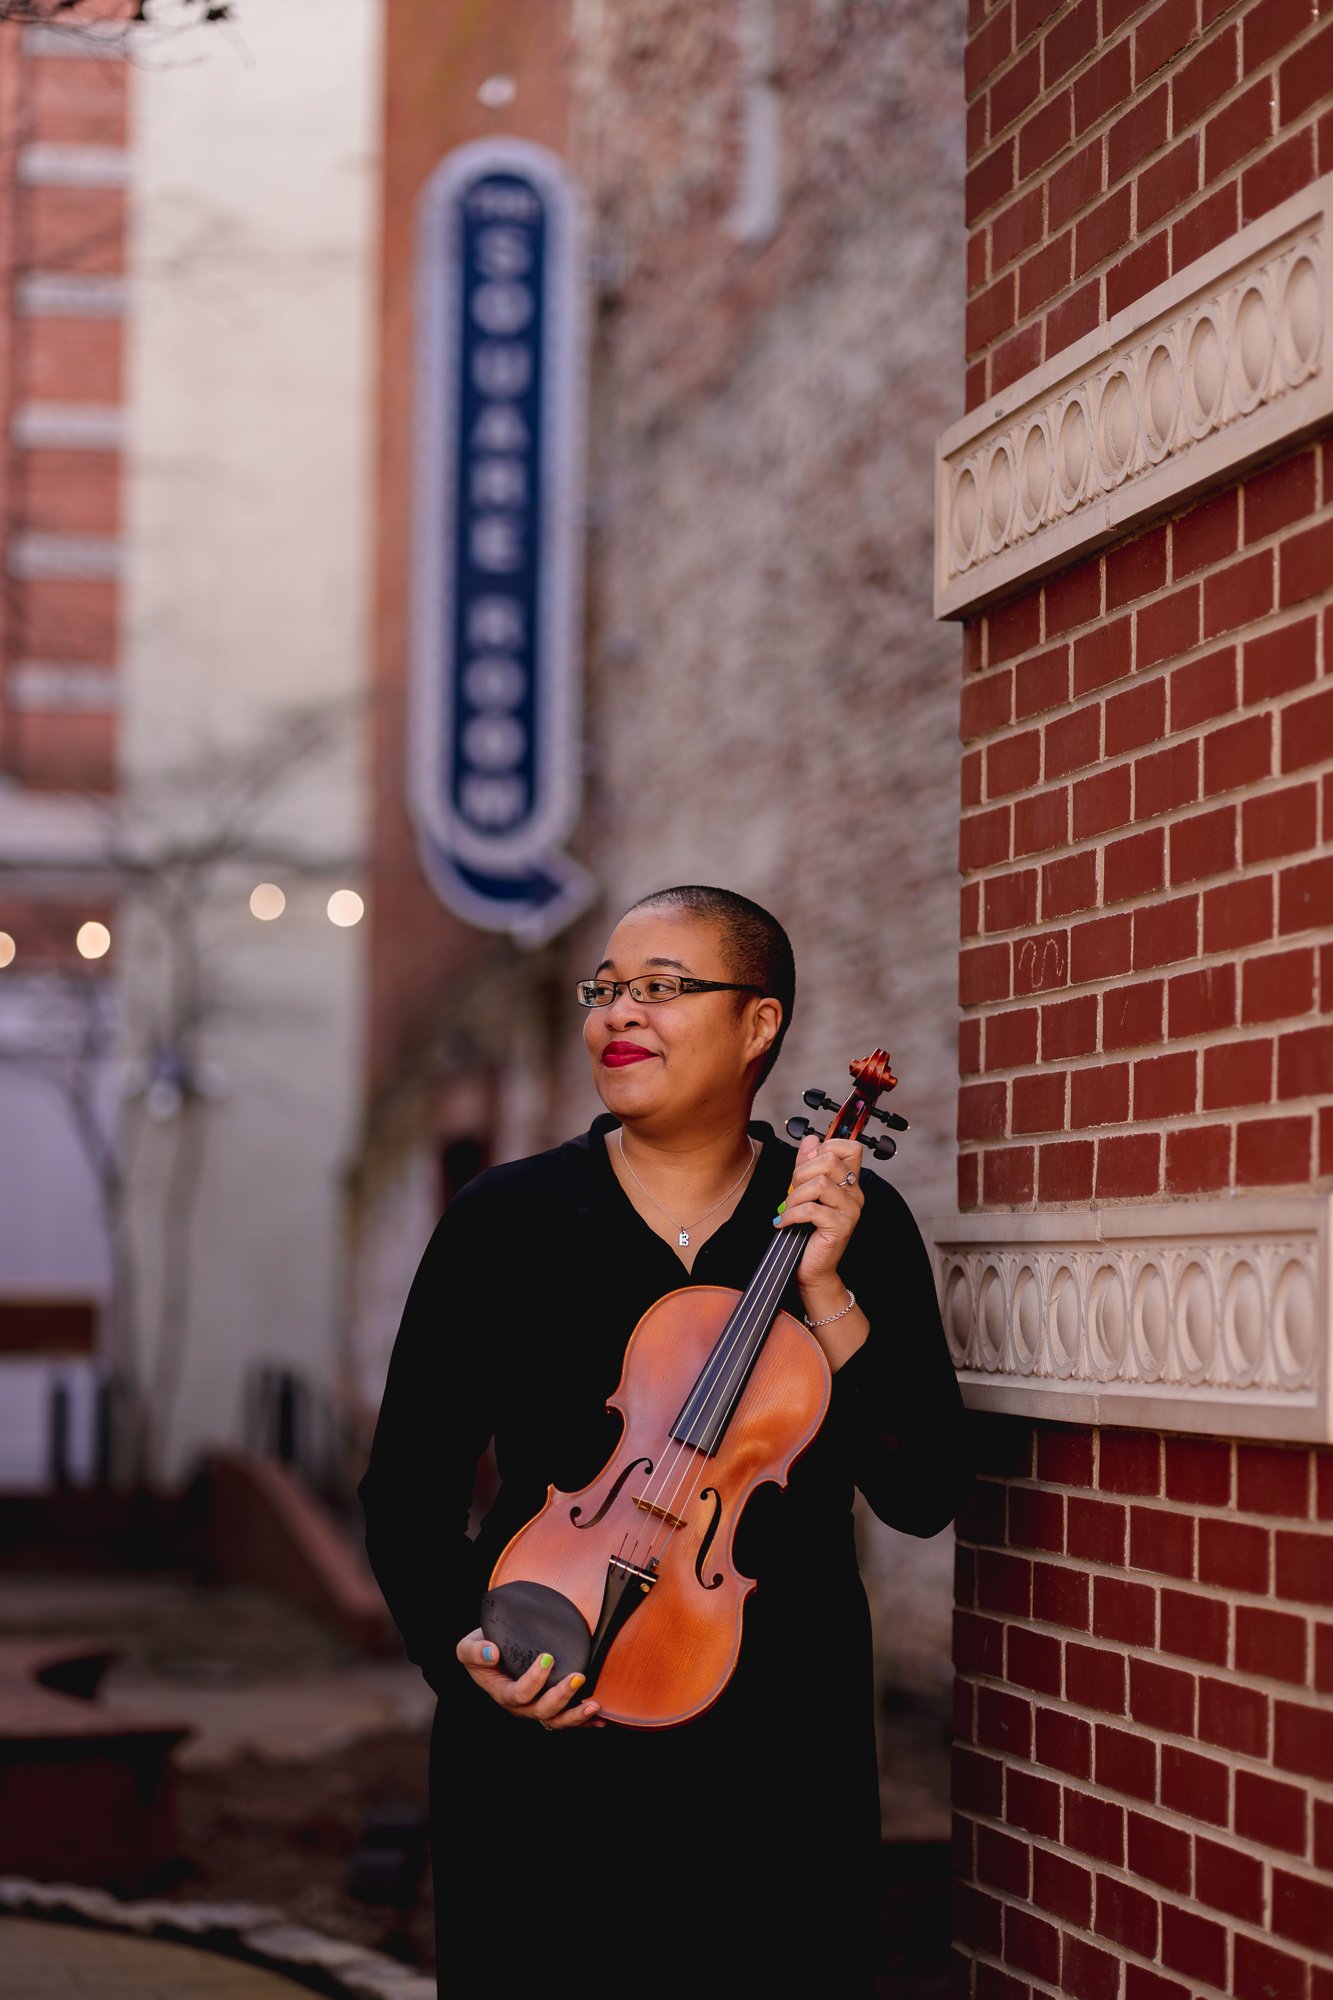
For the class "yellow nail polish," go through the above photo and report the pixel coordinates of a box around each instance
[570,1674,586,1692]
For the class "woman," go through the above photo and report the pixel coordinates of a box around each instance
[357,885,972,1996]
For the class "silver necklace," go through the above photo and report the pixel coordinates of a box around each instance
[615,1130,758,1248]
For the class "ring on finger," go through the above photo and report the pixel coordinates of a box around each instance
[842,1170,857,1186]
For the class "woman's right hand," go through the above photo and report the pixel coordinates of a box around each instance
[455,1628,606,1729]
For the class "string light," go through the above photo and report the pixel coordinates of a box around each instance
[0,933,14,969]
[249,883,286,921]
[327,890,364,928]
[76,921,111,960]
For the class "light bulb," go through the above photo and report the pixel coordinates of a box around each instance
[76,921,111,960]
[250,883,286,921]
[327,890,364,928]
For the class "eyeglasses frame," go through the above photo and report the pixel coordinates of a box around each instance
[575,974,765,1008]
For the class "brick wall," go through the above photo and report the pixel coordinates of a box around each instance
[964,0,1332,413]
[954,1420,1333,1999]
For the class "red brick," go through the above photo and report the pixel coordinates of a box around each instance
[1279,13,1333,123]
[1280,855,1333,934]
[1237,1112,1313,1185]
[1235,1768,1309,1856]
[1171,22,1237,132]
[1065,1641,1126,1715]
[1135,740,1198,818]
[1041,993,1098,1058]
[1104,827,1165,904]
[1160,1586,1228,1662]
[1093,1720,1156,1802]
[959,1081,1009,1140]
[1041,851,1096,920]
[1236,1604,1308,1685]
[1199,1674,1270,1755]
[1033,1559,1090,1629]
[1106,677,1166,755]
[965,4,1015,97]
[1096,1130,1161,1196]
[955,1881,1003,1954]
[1108,230,1169,318]
[961,805,1013,871]
[1004,1907,1060,1984]
[1169,645,1236,729]
[1109,84,1168,184]
[1205,711,1272,795]
[1173,487,1238,577]
[984,867,1040,931]
[1162,1905,1227,1986]
[1069,913,1129,984]
[1195,1834,1264,1924]
[1133,892,1199,968]
[1282,684,1333,776]
[1007,1768,1061,1842]
[1173,178,1240,269]
[1050,137,1104,231]
[1202,874,1273,951]
[1243,945,1316,1024]
[977,1546,1032,1614]
[1035,1426,1093,1488]
[1094,1872,1158,1958]
[1138,134,1200,231]
[1037,1138,1094,1200]
[1033,1845,1090,1924]
[1013,929,1071,996]
[1015,644,1070,717]
[1275,1696,1333,1779]
[973,1966,1025,2000]
[1045,704,1102,777]
[989,45,1042,137]
[1129,1656,1195,1733]
[24,185,126,274]
[1062,1937,1121,2000]
[1064,1787,1125,1866]
[1233,1936,1310,2000]
[1276,1528,1333,1606]
[1127,1810,1191,1894]
[961,666,1015,739]
[1013,785,1069,855]
[1280,516,1333,608]
[1018,89,1073,177]
[985,1006,1039,1068]
[963,748,984,808]
[1020,232,1075,318]
[1164,1122,1231,1192]
[1035,1702,1090,1776]
[1126,1972,1188,2000]
[1102,977,1164,1050]
[1073,616,1132,694]
[1245,617,1318,706]
[1044,0,1098,81]
[1243,783,1318,868]
[1093,1575,1155,1645]
[1244,450,1318,544]
[1073,764,1131,838]
[1132,1050,1196,1120]
[988,591,1042,665]
[1164,1436,1231,1505]
[993,186,1045,268]
[982,1145,1035,1204]
[954,1612,1005,1681]
[1106,528,1168,611]
[1007,1625,1063,1696]
[977,1823,1031,1897]
[1238,1442,1312,1517]
[977,1682,1033,1758]
[1202,548,1274,638]
[1071,1061,1129,1128]
[961,941,1012,1005]
[1074,185,1133,278]
[1243,126,1317,224]
[1127,1499,1193,1574]
[1135,0,1198,79]
[993,324,1042,392]
[1205,79,1273,182]
[1203,1037,1273,1108]
[1100,1431,1163,1496]
[1199,1515,1270,1591]
[1273,1867,1333,1956]
[1073,39,1131,137]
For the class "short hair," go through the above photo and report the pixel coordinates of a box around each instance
[626,884,795,1087]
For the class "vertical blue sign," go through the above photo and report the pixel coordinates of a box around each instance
[409,140,593,944]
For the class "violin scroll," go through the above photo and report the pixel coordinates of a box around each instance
[786,1044,909,1158]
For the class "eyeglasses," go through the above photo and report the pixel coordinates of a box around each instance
[575,974,764,1008]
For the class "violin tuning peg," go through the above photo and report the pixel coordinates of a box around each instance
[871,1134,898,1160]
[802,1089,826,1109]
[786,1117,813,1141]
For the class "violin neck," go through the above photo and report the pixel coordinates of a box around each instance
[669,1222,814,1456]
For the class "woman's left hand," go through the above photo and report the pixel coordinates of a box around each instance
[776,1131,864,1288]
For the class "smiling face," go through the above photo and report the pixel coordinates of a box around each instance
[582,905,782,1140]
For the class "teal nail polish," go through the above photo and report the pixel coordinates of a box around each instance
[481,1643,497,1664]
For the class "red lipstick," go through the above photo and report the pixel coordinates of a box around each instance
[602,1040,657,1068]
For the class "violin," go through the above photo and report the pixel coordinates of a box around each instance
[480,1047,908,1729]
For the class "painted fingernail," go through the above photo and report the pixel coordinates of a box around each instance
[538,1652,554,1671]
[481,1644,497,1664]
[570,1674,586,1692]
[583,1702,600,1715]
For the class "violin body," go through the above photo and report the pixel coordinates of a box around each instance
[481,1047,905,1730]
[487,1285,830,1729]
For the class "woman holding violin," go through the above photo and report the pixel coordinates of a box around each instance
[358,885,972,1996]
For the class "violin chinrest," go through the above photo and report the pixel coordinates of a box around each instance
[480,1579,592,1689]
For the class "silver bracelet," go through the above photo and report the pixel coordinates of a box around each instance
[804,1288,856,1329]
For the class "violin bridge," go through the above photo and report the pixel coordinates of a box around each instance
[584,1554,659,1695]
[630,1493,688,1531]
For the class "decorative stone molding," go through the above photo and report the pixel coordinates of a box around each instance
[928,1198,1332,1441]
[935,174,1332,619]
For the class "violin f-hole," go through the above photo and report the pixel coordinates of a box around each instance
[694,1486,724,1590]
[570,1455,653,1529]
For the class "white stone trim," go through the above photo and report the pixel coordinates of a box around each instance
[17,274,127,319]
[12,403,125,450]
[8,663,119,713]
[926,1198,1332,1441]
[935,173,1333,619]
[18,144,130,188]
[8,534,121,581]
